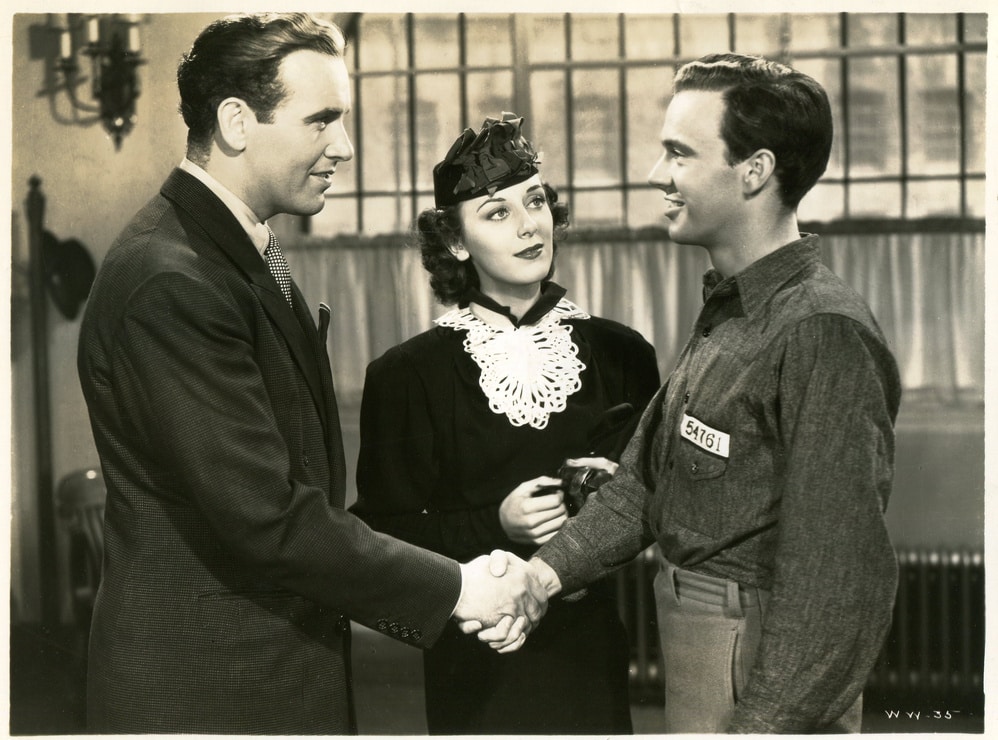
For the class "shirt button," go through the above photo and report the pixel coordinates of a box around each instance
[683,392,690,403]
[302,454,310,466]
[690,462,699,474]
[701,326,712,337]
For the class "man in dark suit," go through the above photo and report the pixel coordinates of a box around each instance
[77,13,544,734]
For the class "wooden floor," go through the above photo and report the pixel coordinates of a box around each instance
[10,621,984,735]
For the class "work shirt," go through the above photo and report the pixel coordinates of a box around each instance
[537,234,902,733]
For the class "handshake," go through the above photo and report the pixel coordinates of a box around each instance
[452,550,561,653]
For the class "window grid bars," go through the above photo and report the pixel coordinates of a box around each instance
[956,14,969,217]
[898,13,910,221]
[564,14,576,212]
[330,13,984,229]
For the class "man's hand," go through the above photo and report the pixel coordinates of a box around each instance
[453,550,548,652]
[565,456,618,476]
[528,555,563,597]
[499,475,568,545]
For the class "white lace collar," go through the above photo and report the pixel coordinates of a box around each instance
[435,298,590,429]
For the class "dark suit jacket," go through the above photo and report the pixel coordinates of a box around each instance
[77,169,462,733]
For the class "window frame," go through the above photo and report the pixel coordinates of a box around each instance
[302,11,985,239]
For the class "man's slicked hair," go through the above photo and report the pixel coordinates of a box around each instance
[177,13,345,162]
[674,52,833,209]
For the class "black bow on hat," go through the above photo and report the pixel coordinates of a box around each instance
[432,112,541,207]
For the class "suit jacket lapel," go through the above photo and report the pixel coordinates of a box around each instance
[296,296,346,502]
[160,169,329,434]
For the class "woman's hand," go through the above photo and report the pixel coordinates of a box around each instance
[499,475,568,545]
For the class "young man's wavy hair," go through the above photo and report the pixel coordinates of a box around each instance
[177,13,345,164]
[674,52,833,210]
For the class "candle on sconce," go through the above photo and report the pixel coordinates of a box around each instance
[47,11,145,149]
[127,23,140,53]
[60,29,72,59]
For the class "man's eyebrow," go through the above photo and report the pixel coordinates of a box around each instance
[302,108,343,124]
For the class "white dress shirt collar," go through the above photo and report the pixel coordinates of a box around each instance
[179,159,271,257]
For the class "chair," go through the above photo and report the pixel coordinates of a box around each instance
[56,468,106,625]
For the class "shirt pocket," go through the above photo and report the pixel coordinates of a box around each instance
[678,441,728,481]
[671,440,730,536]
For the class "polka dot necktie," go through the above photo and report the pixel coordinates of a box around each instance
[264,227,293,305]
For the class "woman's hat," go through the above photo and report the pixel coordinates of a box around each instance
[432,112,540,208]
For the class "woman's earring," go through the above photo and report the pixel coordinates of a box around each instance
[450,245,471,262]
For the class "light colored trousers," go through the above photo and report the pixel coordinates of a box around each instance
[653,558,863,733]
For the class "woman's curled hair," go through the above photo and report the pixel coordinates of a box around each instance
[417,183,569,305]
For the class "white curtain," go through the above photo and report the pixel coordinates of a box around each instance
[821,232,984,404]
[287,230,984,407]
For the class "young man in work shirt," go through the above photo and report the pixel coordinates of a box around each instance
[530,52,902,733]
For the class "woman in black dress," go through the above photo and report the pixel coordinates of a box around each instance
[352,113,660,734]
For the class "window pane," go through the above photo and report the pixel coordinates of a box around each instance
[529,70,568,187]
[466,14,512,67]
[907,179,961,218]
[570,14,619,60]
[359,75,411,193]
[413,73,461,192]
[679,15,730,57]
[528,14,566,63]
[466,70,514,124]
[798,182,845,223]
[793,58,844,179]
[846,57,901,177]
[572,69,620,187]
[363,196,412,236]
[414,16,459,68]
[849,182,901,218]
[965,52,986,172]
[415,192,435,217]
[906,13,956,44]
[847,14,898,46]
[624,14,674,59]
[358,15,406,72]
[572,189,624,228]
[627,186,668,229]
[313,195,357,235]
[966,178,985,218]
[626,66,672,184]
[734,15,784,56]
[789,14,840,50]
[907,55,959,176]
[964,14,987,43]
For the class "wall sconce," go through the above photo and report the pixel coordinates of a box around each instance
[49,13,145,150]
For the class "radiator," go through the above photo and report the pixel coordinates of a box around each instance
[615,547,985,701]
[868,548,984,696]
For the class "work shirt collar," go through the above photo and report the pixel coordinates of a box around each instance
[702,233,821,316]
